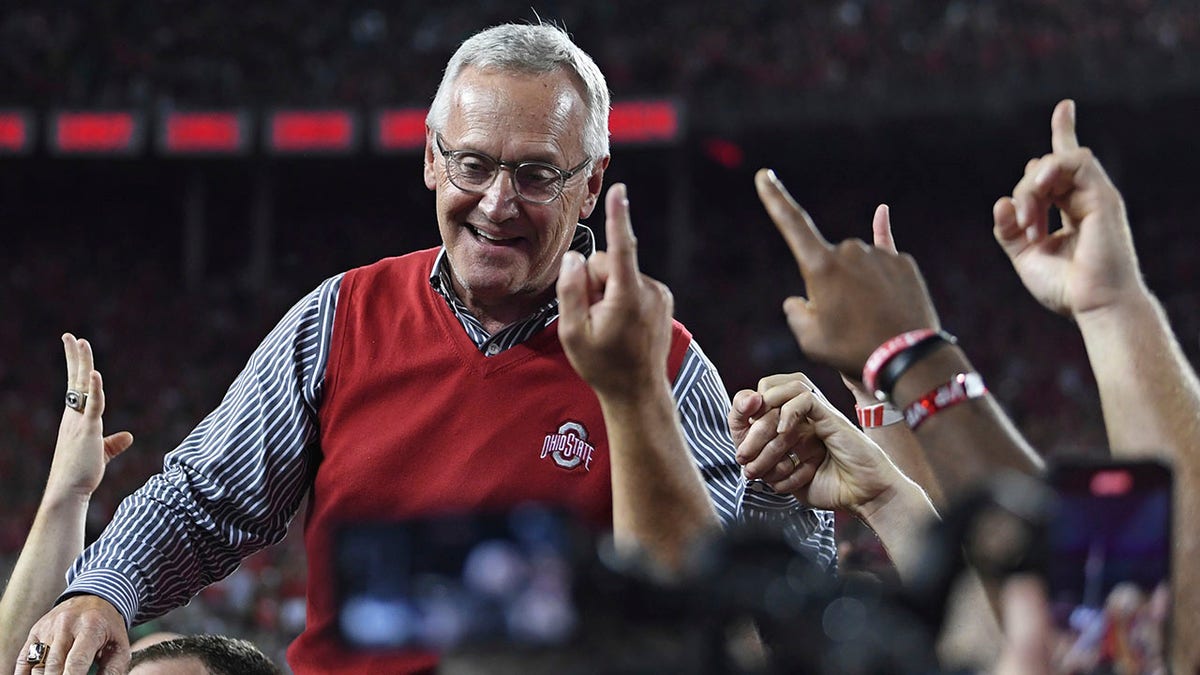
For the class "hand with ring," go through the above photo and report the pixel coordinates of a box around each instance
[731,371,924,518]
[48,334,135,502]
[729,372,828,492]
[1,336,135,673]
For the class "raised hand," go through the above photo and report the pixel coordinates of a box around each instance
[9,335,134,675]
[556,183,717,571]
[557,183,674,400]
[754,169,941,378]
[992,99,1144,317]
[48,334,134,501]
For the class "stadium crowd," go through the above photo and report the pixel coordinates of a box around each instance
[1,4,1199,673]
[1,0,1197,111]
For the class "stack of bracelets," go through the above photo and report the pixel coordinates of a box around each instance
[857,328,987,431]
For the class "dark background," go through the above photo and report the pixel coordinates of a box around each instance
[2,1,1198,666]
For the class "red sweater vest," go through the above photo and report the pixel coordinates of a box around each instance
[287,249,691,673]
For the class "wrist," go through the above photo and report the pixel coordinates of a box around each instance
[39,485,94,513]
[1073,284,1159,334]
[863,329,957,401]
[890,344,975,409]
[857,475,934,528]
[595,375,675,414]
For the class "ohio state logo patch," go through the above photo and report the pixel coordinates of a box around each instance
[540,421,595,472]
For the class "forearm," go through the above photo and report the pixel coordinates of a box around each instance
[857,479,938,585]
[0,495,88,665]
[1075,289,1200,673]
[600,379,720,574]
[1076,289,1200,463]
[858,416,947,510]
[891,345,1044,503]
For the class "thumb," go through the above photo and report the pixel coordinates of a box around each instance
[103,431,134,461]
[555,251,590,345]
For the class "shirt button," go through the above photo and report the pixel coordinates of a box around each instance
[486,344,500,356]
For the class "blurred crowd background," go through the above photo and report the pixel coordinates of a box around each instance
[2,0,1199,668]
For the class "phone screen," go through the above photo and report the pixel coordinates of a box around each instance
[1045,459,1172,674]
[332,505,584,652]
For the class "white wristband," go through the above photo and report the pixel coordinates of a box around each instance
[855,402,904,428]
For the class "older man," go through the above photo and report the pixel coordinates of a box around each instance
[18,23,833,675]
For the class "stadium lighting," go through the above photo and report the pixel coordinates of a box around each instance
[268,110,359,154]
[51,111,143,155]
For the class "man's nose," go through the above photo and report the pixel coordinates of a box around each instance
[479,168,520,221]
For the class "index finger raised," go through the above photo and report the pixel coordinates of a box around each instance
[603,183,639,290]
[754,169,831,273]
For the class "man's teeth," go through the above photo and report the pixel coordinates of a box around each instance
[471,226,509,242]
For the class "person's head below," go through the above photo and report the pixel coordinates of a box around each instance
[127,635,280,675]
[423,22,612,325]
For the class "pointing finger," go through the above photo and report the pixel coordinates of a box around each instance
[872,204,897,253]
[1050,99,1079,154]
[755,169,831,274]
[604,183,639,291]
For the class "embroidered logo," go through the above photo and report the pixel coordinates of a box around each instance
[540,421,595,472]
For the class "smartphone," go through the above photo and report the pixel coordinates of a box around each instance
[332,504,586,652]
[1044,458,1172,674]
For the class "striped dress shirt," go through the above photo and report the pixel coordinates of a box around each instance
[65,224,835,626]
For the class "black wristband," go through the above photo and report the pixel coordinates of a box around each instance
[873,330,957,401]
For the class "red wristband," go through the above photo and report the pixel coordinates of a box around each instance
[855,402,904,428]
[862,329,936,396]
[903,372,988,431]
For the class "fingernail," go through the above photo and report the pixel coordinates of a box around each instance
[1034,165,1052,185]
[562,252,581,270]
[1067,99,1076,124]
[1026,226,1038,242]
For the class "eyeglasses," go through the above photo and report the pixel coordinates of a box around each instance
[435,133,591,204]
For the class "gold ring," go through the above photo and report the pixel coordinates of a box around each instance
[786,451,801,471]
[26,642,49,666]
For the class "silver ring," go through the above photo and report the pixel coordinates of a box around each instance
[26,641,49,665]
[786,451,801,471]
[65,388,88,412]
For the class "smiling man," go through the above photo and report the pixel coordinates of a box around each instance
[18,23,834,675]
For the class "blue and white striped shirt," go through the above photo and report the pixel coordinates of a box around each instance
[65,225,835,626]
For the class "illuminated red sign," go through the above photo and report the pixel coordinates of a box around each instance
[53,111,142,154]
[162,111,247,154]
[374,109,427,152]
[609,100,681,144]
[269,110,357,153]
[0,111,32,153]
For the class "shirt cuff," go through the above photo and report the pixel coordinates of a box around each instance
[60,570,141,629]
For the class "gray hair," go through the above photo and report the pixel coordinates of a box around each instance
[426,23,611,160]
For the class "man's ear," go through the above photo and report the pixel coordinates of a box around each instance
[578,155,610,219]
[423,128,437,191]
